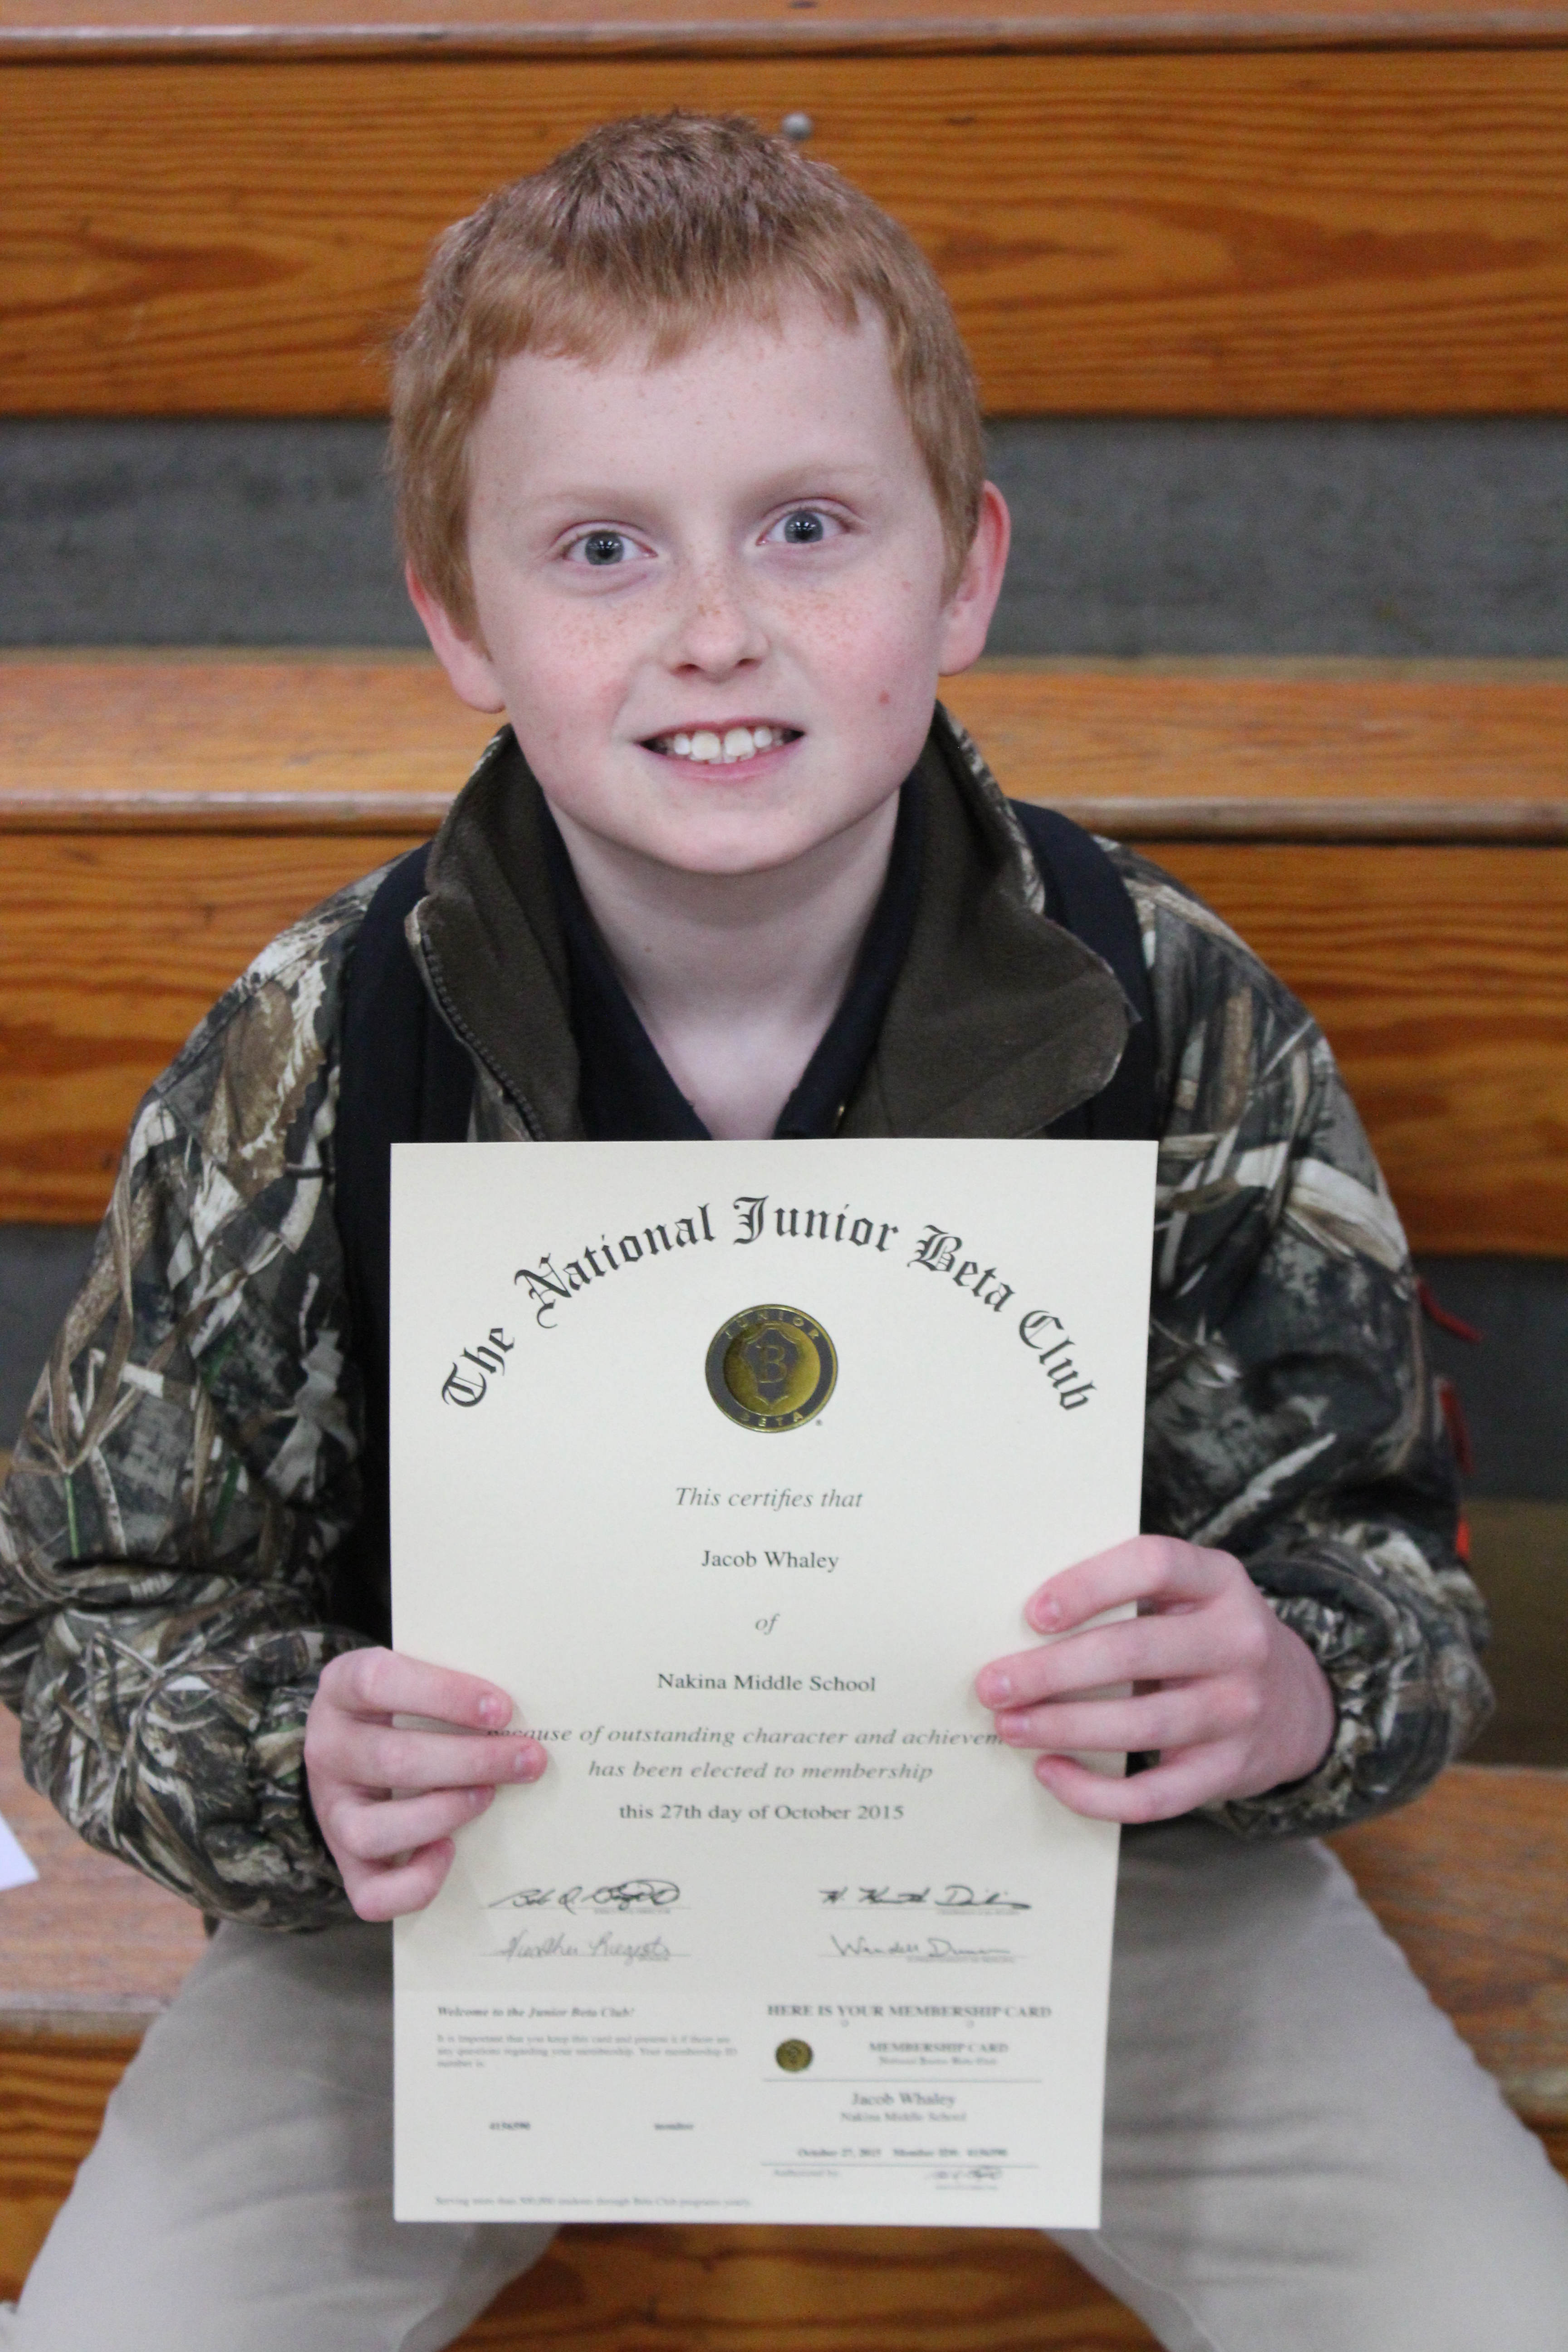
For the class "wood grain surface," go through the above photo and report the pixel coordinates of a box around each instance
[0,653,497,831]
[8,0,1568,55]
[453,2228,1157,2347]
[1147,840,1568,1259]
[1333,1765,1568,2124]
[3,46,1565,414]
[955,663,1568,840]
[2,832,1563,1237]
[0,828,426,1218]
[0,1710,206,2035]
[4,655,1566,840]
[0,2036,143,2298]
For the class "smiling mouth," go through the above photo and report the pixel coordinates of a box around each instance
[642,724,802,766]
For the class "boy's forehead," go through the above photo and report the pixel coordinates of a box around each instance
[475,301,907,487]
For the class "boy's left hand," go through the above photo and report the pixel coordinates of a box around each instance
[974,1536,1335,1822]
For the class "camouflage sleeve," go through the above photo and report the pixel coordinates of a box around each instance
[0,874,388,1927]
[1115,846,1492,1838]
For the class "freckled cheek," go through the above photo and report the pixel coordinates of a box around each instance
[857,634,941,745]
[504,613,641,759]
[789,606,931,715]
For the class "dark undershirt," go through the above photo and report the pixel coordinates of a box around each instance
[538,777,926,1142]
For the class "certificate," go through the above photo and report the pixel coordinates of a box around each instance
[391,1138,1154,2227]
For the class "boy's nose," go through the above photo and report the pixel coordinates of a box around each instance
[666,562,768,676]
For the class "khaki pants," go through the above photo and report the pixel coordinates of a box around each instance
[8,1822,1568,2352]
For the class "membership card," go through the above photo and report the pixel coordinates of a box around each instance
[391,1138,1154,2227]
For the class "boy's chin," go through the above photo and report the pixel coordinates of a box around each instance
[559,781,900,884]
[607,817,844,882]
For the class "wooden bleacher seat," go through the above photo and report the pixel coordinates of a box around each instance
[0,1709,1561,2340]
[2,651,1564,1250]
[2,0,1566,419]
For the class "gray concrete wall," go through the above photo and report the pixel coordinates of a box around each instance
[1414,1259,1568,1502]
[985,418,1568,659]
[3,416,1565,657]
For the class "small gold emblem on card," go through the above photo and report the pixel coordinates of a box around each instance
[706,1306,837,1433]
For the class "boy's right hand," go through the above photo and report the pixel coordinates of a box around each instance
[304,1647,546,1921]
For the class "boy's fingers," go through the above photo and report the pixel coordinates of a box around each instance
[332,1783,496,1864]
[323,1645,515,1732]
[995,1681,1253,1759]
[1033,1744,1240,1825]
[976,1607,1242,1710]
[317,1722,544,1793]
[341,1839,458,1923]
[306,1649,548,1918]
[1024,1536,1235,1635]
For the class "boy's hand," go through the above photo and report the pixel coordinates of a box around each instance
[305,1648,545,1921]
[974,1537,1335,1823]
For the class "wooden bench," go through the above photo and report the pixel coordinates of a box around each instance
[3,0,1567,418]
[2,651,1564,1251]
[0,1709,1561,2342]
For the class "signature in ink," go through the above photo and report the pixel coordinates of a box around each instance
[489,1879,680,1916]
[820,1883,1030,1912]
[828,1934,1016,1963]
[490,1927,676,1965]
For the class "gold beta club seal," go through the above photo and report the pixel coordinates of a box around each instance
[706,1306,837,1434]
[774,2038,813,2073]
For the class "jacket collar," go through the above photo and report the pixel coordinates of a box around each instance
[409,707,1129,1143]
[845,714,1129,1135]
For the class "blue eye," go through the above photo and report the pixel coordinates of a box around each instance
[779,510,826,545]
[580,532,627,566]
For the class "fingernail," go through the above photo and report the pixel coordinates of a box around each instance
[977,1668,1010,1705]
[476,1694,509,1728]
[512,1742,544,1779]
[996,1714,1027,1745]
[1028,1595,1063,1632]
[470,1785,495,1811]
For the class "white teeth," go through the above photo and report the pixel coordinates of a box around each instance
[655,725,789,761]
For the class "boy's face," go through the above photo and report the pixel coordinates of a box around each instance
[413,299,1008,881]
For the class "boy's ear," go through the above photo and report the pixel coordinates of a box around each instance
[405,564,508,715]
[936,483,1011,678]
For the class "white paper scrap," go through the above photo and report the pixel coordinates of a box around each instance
[0,1807,39,1892]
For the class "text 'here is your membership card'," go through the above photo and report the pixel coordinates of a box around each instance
[392,1138,1154,2228]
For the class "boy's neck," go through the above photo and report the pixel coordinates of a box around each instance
[546,791,902,1140]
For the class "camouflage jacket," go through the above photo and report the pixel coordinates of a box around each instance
[0,713,1489,1929]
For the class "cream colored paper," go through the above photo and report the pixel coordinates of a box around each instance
[392,1138,1153,2227]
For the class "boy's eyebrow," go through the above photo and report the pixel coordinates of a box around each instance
[512,458,890,522]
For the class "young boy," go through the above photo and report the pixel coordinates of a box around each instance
[1,113,1564,2352]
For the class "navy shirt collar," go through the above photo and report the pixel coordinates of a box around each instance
[539,778,926,1142]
